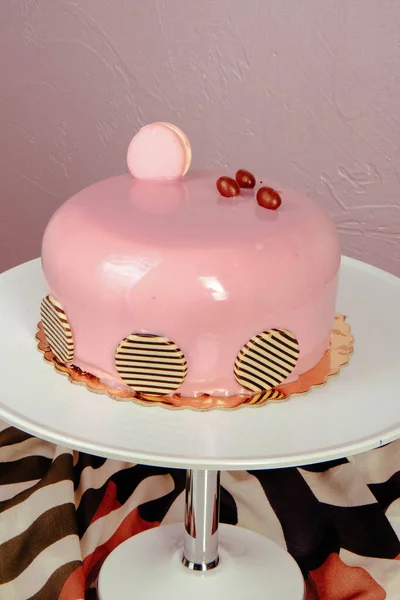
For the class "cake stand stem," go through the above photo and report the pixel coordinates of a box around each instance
[182,469,221,571]
[98,468,305,599]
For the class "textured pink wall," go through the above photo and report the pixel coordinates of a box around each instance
[1,0,400,274]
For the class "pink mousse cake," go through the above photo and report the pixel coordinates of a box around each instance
[40,124,341,403]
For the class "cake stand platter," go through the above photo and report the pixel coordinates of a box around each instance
[1,256,400,600]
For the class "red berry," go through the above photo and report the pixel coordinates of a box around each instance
[235,169,256,189]
[216,176,240,198]
[256,187,282,210]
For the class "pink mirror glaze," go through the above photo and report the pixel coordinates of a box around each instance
[41,170,341,398]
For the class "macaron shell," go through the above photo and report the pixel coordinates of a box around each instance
[127,122,191,180]
[162,123,192,176]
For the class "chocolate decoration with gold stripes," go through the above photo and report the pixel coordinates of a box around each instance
[115,333,188,395]
[234,328,299,392]
[243,389,286,404]
[40,296,74,364]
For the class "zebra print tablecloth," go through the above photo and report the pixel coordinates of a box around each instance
[0,419,399,599]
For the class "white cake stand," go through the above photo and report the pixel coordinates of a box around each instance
[1,257,400,600]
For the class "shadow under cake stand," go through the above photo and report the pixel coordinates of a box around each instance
[1,257,400,599]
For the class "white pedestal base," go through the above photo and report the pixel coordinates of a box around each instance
[98,523,305,600]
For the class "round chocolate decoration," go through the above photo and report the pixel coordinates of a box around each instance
[235,169,256,189]
[234,329,299,392]
[244,388,286,404]
[40,295,74,364]
[216,176,240,198]
[256,187,282,210]
[115,333,188,395]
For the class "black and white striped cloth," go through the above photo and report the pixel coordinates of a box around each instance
[0,419,399,599]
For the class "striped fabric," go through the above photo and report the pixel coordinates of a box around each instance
[115,333,188,395]
[234,329,299,392]
[1,419,400,599]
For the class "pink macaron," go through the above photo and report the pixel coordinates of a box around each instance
[127,122,192,180]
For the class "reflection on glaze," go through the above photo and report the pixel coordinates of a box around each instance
[199,276,228,301]
[101,256,161,286]
[129,179,187,215]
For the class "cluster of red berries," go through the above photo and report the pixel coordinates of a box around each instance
[216,170,282,210]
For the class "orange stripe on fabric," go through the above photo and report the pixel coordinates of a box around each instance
[304,578,318,600]
[310,553,385,600]
[58,564,85,600]
[90,481,121,525]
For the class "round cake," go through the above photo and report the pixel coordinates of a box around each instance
[40,123,341,404]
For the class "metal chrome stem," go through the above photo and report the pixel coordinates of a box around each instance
[182,469,221,571]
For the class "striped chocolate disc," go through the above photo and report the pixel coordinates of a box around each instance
[234,329,299,392]
[40,296,74,364]
[115,333,187,395]
[243,389,286,405]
